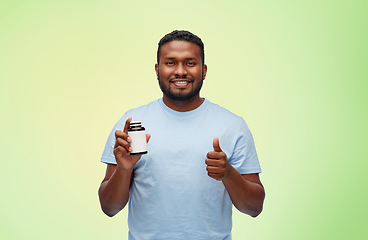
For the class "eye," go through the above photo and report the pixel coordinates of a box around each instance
[187,62,196,66]
[166,61,175,66]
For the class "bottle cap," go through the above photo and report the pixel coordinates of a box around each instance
[130,121,141,126]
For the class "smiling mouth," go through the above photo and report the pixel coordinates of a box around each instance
[173,80,190,84]
[170,79,192,88]
[170,79,192,83]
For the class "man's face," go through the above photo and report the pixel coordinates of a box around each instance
[155,40,207,102]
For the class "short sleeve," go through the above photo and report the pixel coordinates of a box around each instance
[100,113,128,164]
[229,118,261,174]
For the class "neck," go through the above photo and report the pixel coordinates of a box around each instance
[162,95,204,112]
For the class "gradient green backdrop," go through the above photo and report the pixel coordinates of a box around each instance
[1,0,367,239]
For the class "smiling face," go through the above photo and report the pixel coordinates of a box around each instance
[155,40,207,110]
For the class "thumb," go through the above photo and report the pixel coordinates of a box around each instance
[213,137,222,152]
[146,133,151,143]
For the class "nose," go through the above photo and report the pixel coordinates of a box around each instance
[174,63,187,76]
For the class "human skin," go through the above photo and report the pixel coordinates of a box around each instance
[98,40,265,217]
[155,40,207,112]
[207,137,265,217]
[98,117,150,217]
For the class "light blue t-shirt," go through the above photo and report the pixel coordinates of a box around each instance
[101,98,261,240]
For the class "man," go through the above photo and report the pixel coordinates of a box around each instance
[99,30,265,240]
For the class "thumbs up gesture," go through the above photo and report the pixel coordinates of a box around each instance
[206,137,231,181]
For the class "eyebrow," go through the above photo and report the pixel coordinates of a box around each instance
[164,57,198,61]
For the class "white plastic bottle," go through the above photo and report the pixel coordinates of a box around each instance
[128,121,148,155]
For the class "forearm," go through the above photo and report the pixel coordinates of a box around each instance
[98,167,133,217]
[222,167,265,217]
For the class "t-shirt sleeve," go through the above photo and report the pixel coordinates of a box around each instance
[229,118,261,174]
[100,113,128,165]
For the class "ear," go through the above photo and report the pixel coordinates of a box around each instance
[202,64,208,80]
[155,63,159,80]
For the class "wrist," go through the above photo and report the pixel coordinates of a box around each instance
[116,163,135,173]
[222,164,236,182]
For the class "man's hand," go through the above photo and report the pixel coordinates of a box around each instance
[99,117,150,217]
[114,117,151,171]
[205,137,231,181]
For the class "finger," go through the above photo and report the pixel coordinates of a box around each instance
[206,158,227,169]
[207,172,221,180]
[115,130,124,138]
[213,137,222,152]
[205,158,219,167]
[146,133,151,143]
[115,137,132,152]
[123,117,132,133]
[114,130,123,148]
[206,151,226,160]
[115,130,128,140]
[115,131,131,147]
[114,145,130,156]
[206,165,221,174]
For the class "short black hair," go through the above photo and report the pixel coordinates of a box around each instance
[157,30,205,65]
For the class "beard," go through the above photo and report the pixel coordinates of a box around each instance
[158,72,203,102]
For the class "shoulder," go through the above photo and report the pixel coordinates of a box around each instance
[112,99,160,129]
[125,99,160,115]
[122,99,161,120]
[204,100,252,138]
[205,100,244,124]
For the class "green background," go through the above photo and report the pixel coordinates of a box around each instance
[1,0,367,239]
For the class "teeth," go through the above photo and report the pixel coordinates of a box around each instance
[175,81,188,84]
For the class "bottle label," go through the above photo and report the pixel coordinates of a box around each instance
[129,130,147,154]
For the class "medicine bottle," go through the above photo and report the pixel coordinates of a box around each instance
[128,121,148,155]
